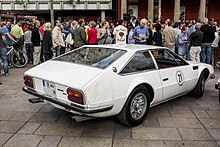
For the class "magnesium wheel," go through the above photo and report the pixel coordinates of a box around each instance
[191,71,206,98]
[117,85,150,127]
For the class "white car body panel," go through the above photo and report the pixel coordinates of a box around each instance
[23,44,214,118]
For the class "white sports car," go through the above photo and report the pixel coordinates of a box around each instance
[23,45,214,126]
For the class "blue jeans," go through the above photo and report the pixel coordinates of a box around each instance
[201,43,212,64]
[0,48,8,74]
[55,46,61,57]
[25,43,34,63]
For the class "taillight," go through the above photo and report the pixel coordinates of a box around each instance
[24,76,34,88]
[67,88,84,105]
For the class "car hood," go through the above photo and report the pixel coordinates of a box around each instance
[24,61,103,89]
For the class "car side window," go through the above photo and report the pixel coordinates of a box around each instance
[151,49,188,69]
[120,51,155,74]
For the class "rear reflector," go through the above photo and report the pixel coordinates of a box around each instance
[67,88,84,105]
[24,76,34,88]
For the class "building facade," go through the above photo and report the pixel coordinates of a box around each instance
[118,0,220,23]
[0,0,116,23]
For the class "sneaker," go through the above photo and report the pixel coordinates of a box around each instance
[4,73,8,76]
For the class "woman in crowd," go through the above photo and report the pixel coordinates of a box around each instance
[97,21,112,44]
[153,23,162,46]
[42,22,53,61]
[88,21,98,45]
[178,27,188,59]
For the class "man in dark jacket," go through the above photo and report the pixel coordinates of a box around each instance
[200,18,215,64]
[189,23,203,62]
[31,20,42,66]
[74,19,87,48]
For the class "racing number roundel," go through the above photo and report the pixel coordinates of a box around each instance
[176,71,185,86]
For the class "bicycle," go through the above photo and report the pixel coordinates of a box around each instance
[0,45,28,68]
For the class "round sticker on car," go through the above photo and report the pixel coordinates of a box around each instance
[176,71,185,86]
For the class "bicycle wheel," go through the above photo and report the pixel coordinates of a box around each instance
[10,50,28,68]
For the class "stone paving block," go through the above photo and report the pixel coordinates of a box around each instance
[164,141,218,147]
[132,127,181,140]
[178,128,213,141]
[113,139,165,147]
[158,117,203,128]
[217,141,220,146]
[114,124,132,139]
[169,109,196,118]
[196,101,220,109]
[3,134,43,147]
[191,110,211,119]
[34,123,85,137]
[199,118,220,128]
[206,111,220,119]
[16,103,45,112]
[18,122,41,134]
[38,136,62,147]
[143,117,160,127]
[147,108,171,118]
[82,125,114,138]
[207,129,220,141]
[0,121,25,133]
[58,137,112,147]
[55,114,72,124]
[0,133,13,146]
[39,104,55,113]
[6,111,35,122]
[29,112,60,123]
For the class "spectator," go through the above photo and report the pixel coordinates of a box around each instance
[133,19,149,45]
[211,27,220,67]
[127,24,135,44]
[52,20,65,57]
[200,18,215,64]
[10,20,24,50]
[88,21,98,45]
[97,21,112,44]
[162,21,177,52]
[189,23,203,62]
[113,19,127,45]
[69,20,77,50]
[31,20,42,66]
[74,19,87,48]
[178,27,188,59]
[24,26,34,64]
[1,21,16,47]
[0,25,9,75]
[42,22,53,61]
[153,23,162,46]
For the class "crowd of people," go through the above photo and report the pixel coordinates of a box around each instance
[0,16,219,77]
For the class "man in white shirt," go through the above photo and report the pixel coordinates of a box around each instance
[113,19,127,45]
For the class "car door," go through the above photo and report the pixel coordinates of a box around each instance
[150,49,198,100]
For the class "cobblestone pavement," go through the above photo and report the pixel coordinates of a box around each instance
[0,65,220,147]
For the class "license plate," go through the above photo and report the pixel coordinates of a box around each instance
[42,80,56,99]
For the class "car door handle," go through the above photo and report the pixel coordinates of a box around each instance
[163,78,169,81]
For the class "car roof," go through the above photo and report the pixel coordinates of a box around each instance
[83,44,167,51]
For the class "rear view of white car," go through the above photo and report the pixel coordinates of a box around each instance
[23,45,214,126]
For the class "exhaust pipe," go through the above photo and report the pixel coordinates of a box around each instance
[71,115,95,122]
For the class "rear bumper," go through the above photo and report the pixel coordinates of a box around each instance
[23,86,113,114]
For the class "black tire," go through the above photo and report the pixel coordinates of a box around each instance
[191,71,206,98]
[117,85,150,127]
[10,50,28,68]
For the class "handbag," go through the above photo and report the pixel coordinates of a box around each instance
[65,33,74,45]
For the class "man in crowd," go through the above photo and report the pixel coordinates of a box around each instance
[200,18,215,64]
[132,19,149,45]
[189,23,203,62]
[1,21,16,47]
[74,19,87,48]
[0,23,9,76]
[52,20,65,56]
[113,19,127,45]
[10,20,24,50]
[31,20,42,66]
[162,21,178,52]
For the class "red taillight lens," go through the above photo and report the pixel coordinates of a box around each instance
[67,88,84,105]
[24,76,34,88]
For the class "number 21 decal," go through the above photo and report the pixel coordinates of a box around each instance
[176,71,185,86]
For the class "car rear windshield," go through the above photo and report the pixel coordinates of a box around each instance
[54,47,127,69]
